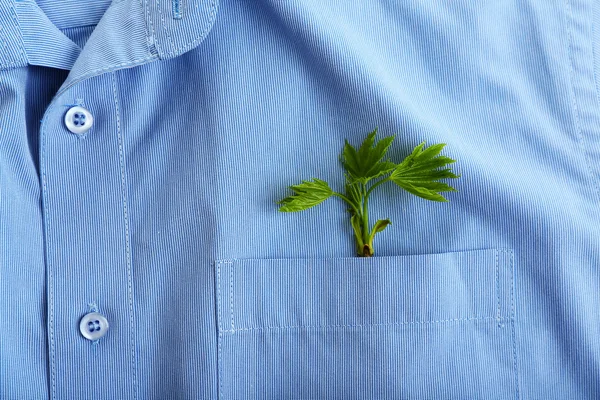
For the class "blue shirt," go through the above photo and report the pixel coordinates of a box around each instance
[1,0,600,398]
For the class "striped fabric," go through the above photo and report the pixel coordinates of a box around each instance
[1,0,600,399]
[34,0,111,30]
[14,0,81,70]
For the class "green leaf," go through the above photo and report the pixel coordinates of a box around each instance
[371,218,391,235]
[277,178,334,212]
[390,141,460,202]
[341,128,397,184]
[367,218,391,248]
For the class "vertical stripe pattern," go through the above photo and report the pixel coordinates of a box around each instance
[1,0,599,398]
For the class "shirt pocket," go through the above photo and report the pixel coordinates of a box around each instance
[214,248,518,399]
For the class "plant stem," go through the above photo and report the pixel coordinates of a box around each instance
[338,183,377,257]
[361,183,374,256]
[366,177,389,197]
[362,185,369,244]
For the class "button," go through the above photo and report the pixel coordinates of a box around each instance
[79,312,109,341]
[64,106,93,135]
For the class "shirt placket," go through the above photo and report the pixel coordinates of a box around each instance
[39,72,138,399]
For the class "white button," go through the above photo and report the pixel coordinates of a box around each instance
[64,106,93,135]
[79,312,109,341]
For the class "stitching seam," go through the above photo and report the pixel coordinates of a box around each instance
[220,316,507,334]
[112,72,138,400]
[155,0,175,49]
[145,0,161,55]
[136,0,153,54]
[56,56,157,98]
[565,0,600,201]
[496,249,501,323]
[509,250,520,399]
[0,1,27,69]
[153,0,219,59]
[39,83,55,400]
[229,262,234,331]
[216,261,221,332]
[216,261,223,399]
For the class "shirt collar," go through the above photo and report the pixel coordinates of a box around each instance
[0,0,218,94]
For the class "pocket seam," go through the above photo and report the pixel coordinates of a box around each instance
[215,260,234,332]
[496,248,501,322]
[219,315,508,334]
[509,249,521,399]
[216,259,223,399]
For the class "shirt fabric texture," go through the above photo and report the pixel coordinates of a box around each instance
[1,0,600,398]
